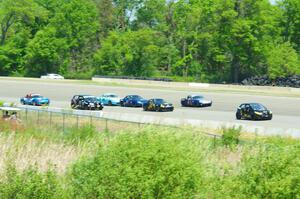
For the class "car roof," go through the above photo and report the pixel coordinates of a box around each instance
[190,95,203,97]
[127,95,141,97]
[103,93,117,96]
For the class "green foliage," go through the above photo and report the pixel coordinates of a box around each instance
[94,29,163,77]
[0,164,64,199]
[221,126,241,148]
[1,124,300,198]
[64,125,99,144]
[70,127,205,198]
[1,0,300,81]
[230,145,300,198]
[266,42,300,79]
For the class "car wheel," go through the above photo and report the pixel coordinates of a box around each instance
[268,115,272,120]
[143,106,148,111]
[155,106,160,112]
[236,112,241,120]
[84,105,89,110]
[108,101,112,106]
[250,113,256,120]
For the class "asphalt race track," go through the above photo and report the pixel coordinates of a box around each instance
[1,78,300,132]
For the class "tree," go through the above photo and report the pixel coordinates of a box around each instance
[266,42,300,79]
[49,0,99,73]
[94,29,164,77]
[24,27,68,76]
[278,0,300,51]
[0,0,42,45]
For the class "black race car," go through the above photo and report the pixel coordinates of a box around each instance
[120,95,147,107]
[181,95,212,107]
[71,95,103,110]
[143,98,174,112]
[236,103,272,120]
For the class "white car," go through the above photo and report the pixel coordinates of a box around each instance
[40,73,64,80]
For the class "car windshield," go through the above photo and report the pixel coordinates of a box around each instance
[192,96,204,99]
[250,103,267,111]
[32,95,42,98]
[155,99,166,104]
[131,95,142,99]
[106,94,117,98]
[84,96,97,102]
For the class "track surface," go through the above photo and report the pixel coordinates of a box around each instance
[1,79,300,130]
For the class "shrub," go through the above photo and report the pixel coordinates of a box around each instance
[221,126,242,148]
[0,164,65,199]
[69,127,205,198]
[226,144,300,198]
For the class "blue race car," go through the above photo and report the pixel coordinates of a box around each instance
[181,95,212,107]
[98,93,121,106]
[20,94,50,106]
[120,95,147,107]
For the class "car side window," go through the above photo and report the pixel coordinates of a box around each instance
[245,104,250,112]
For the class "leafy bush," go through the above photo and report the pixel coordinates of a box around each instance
[69,127,205,198]
[0,100,4,106]
[0,164,64,199]
[221,126,241,148]
[228,144,300,198]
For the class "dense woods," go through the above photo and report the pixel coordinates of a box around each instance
[0,0,299,83]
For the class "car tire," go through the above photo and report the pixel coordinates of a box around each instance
[236,112,241,120]
[155,106,160,112]
[143,106,148,111]
[108,101,112,106]
[250,113,256,120]
[268,115,272,120]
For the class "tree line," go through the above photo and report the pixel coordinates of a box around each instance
[0,0,299,83]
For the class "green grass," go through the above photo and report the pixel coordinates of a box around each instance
[0,120,300,198]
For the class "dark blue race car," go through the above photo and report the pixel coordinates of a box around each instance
[181,95,212,107]
[20,94,50,106]
[120,95,147,107]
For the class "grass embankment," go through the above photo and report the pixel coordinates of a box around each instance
[0,121,299,198]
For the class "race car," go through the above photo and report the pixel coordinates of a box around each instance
[71,95,103,110]
[236,103,272,120]
[20,94,50,106]
[143,98,174,112]
[120,95,147,107]
[98,93,120,106]
[181,95,212,107]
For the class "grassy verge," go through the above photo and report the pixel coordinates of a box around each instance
[0,119,300,198]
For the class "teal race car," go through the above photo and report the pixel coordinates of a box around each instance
[98,93,121,106]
